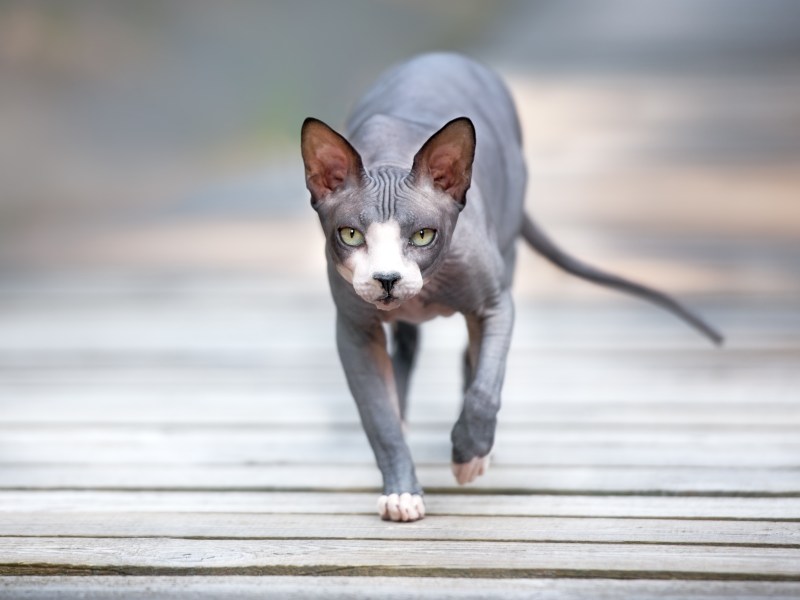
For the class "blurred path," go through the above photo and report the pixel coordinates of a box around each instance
[2,1,797,301]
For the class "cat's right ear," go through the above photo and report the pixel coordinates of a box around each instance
[301,118,365,206]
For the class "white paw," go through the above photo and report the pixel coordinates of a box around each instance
[377,492,426,522]
[451,455,490,485]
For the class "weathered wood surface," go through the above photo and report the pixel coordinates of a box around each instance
[0,275,798,599]
[3,576,800,600]
[2,512,798,546]
[3,491,800,519]
[4,431,799,467]
[2,538,800,578]
[4,464,800,495]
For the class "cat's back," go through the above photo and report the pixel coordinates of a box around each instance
[348,53,527,254]
[347,53,521,147]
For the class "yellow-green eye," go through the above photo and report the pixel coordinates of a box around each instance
[410,228,436,247]
[338,227,365,247]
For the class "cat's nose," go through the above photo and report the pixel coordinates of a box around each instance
[373,272,401,294]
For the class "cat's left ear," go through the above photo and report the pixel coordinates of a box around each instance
[301,118,365,207]
[410,117,475,207]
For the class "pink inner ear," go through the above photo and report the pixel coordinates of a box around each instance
[428,143,462,191]
[314,145,349,192]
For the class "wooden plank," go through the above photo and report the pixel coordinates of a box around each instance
[0,344,796,372]
[1,355,796,407]
[2,491,799,520]
[1,537,799,578]
[5,355,796,391]
[0,289,791,328]
[23,344,799,369]
[2,395,799,425]
[2,464,799,495]
[1,349,797,388]
[3,576,800,600]
[2,428,798,467]
[2,376,799,405]
[0,275,791,317]
[2,422,799,443]
[1,512,797,546]
[0,304,796,355]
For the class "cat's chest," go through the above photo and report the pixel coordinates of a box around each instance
[380,295,457,325]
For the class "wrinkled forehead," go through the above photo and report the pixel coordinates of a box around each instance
[327,167,446,228]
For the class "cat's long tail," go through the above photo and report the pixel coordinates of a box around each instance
[520,214,724,346]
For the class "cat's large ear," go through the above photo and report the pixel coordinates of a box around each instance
[410,117,475,207]
[301,118,365,206]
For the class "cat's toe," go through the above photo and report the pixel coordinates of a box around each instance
[451,455,490,485]
[378,492,425,522]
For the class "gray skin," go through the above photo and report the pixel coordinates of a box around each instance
[300,53,722,521]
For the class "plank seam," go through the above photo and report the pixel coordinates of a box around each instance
[3,487,799,498]
[1,565,799,581]
[0,535,797,549]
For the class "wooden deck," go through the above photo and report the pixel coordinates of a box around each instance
[0,273,798,598]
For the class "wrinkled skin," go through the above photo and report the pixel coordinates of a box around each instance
[301,53,526,521]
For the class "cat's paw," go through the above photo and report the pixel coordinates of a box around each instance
[451,454,490,485]
[377,492,426,522]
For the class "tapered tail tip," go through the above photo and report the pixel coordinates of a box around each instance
[704,326,725,348]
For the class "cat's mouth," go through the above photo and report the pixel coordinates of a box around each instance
[375,293,402,310]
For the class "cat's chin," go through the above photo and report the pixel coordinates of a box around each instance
[372,296,404,311]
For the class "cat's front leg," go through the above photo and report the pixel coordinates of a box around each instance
[336,314,424,521]
[451,291,514,484]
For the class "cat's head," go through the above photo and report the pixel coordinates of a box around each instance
[300,117,475,310]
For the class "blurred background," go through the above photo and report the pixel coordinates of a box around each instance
[1,0,798,306]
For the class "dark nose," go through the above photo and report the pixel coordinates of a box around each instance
[373,272,401,294]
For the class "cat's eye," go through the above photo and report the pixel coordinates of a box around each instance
[338,227,365,247]
[410,228,436,247]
